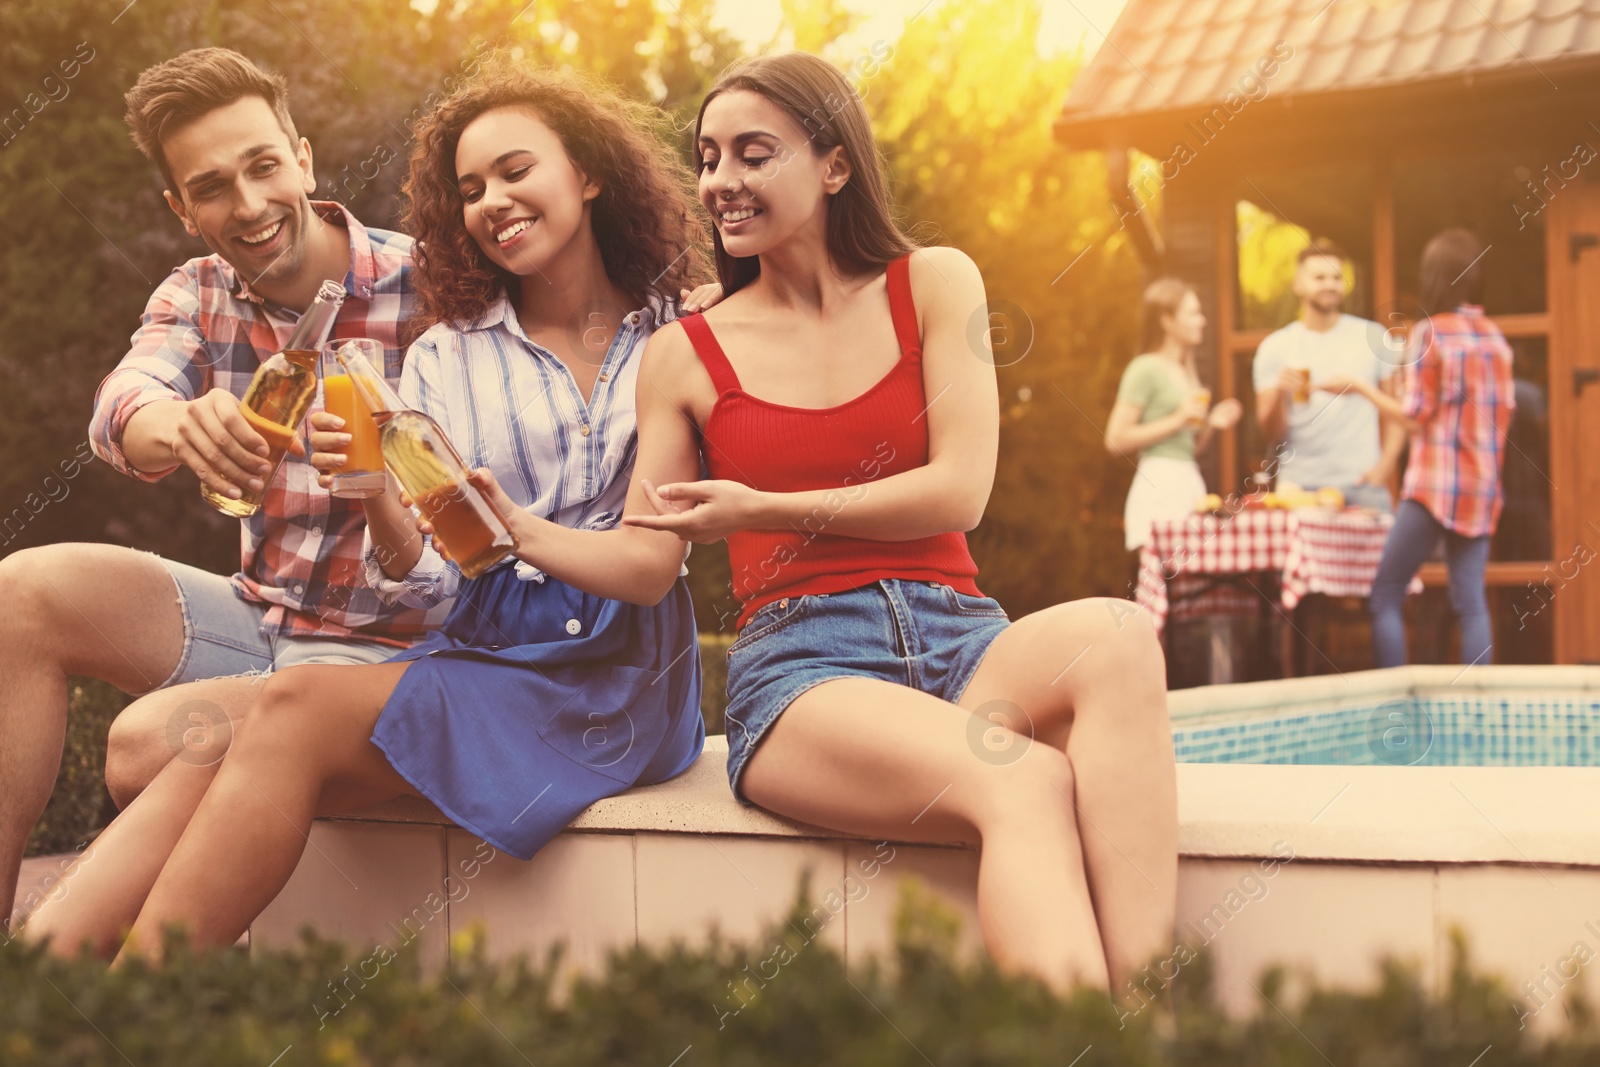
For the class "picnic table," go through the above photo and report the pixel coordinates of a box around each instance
[1134,507,1419,650]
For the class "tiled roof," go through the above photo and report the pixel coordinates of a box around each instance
[1060,0,1600,128]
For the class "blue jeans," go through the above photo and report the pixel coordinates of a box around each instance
[722,580,1010,804]
[1369,500,1491,668]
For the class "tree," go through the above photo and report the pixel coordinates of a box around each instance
[0,0,1142,627]
[864,0,1145,615]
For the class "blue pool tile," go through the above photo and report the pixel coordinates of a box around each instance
[1174,695,1600,769]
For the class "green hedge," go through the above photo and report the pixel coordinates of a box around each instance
[698,632,731,736]
[25,679,127,858]
[0,882,1587,1066]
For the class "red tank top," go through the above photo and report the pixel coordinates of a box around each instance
[681,254,984,630]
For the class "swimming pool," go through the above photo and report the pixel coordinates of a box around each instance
[1173,690,1600,767]
[1161,666,1600,1027]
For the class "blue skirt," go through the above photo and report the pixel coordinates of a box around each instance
[371,565,705,859]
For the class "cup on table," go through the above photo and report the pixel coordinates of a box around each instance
[1290,367,1312,405]
[320,339,388,499]
[1188,388,1211,427]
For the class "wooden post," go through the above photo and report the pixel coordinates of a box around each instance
[1372,157,1399,502]
[1372,156,1395,314]
[1215,191,1238,494]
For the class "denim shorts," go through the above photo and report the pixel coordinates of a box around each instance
[153,558,399,692]
[722,579,1009,804]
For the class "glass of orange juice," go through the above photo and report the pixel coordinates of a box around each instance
[320,339,388,498]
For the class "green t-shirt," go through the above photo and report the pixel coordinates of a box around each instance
[1114,353,1197,462]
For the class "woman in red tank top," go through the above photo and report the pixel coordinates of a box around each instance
[618,53,1176,1000]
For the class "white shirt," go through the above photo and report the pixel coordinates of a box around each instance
[1252,314,1398,490]
[363,294,672,608]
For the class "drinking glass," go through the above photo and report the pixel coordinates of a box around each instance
[1291,367,1312,404]
[320,339,388,498]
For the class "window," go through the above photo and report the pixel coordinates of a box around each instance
[1234,162,1375,331]
[1393,150,1547,316]
[1492,336,1551,562]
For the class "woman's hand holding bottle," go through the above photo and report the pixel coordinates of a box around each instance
[408,467,527,564]
[1173,393,1210,428]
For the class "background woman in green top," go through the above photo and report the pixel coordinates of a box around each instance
[1105,278,1242,550]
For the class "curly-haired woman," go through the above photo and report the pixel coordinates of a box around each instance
[27,57,720,961]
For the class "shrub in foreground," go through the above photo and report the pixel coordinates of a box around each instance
[0,884,1592,1066]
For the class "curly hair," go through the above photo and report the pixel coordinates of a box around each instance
[403,55,708,335]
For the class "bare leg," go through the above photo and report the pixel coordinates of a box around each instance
[957,597,1177,992]
[23,750,225,957]
[0,544,187,929]
[740,676,1109,994]
[115,661,417,964]
[25,671,410,958]
[104,675,265,808]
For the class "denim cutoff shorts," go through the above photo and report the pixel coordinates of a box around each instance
[723,579,1010,804]
[152,557,398,691]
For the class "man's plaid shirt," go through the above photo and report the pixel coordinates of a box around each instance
[89,202,449,646]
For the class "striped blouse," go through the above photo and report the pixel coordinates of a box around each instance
[364,292,674,607]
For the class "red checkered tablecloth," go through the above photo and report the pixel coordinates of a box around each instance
[1134,508,1418,632]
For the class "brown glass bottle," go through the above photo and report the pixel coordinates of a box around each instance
[336,346,519,579]
[202,280,346,517]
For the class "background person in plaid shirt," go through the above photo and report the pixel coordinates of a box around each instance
[1317,228,1514,668]
[0,49,448,931]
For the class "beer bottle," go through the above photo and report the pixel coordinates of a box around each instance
[335,344,520,579]
[202,279,347,517]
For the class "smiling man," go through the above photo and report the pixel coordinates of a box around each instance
[1252,242,1404,510]
[0,48,446,930]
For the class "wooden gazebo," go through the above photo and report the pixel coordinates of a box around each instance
[1057,0,1600,664]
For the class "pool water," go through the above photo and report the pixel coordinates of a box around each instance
[1173,695,1600,767]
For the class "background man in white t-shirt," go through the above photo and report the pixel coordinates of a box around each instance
[1252,242,1404,511]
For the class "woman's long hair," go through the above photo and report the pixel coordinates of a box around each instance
[1139,276,1197,354]
[403,55,708,337]
[693,52,917,295]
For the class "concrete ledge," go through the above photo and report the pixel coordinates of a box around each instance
[341,707,1600,868]
[347,757,1600,867]
[1177,762,1600,866]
